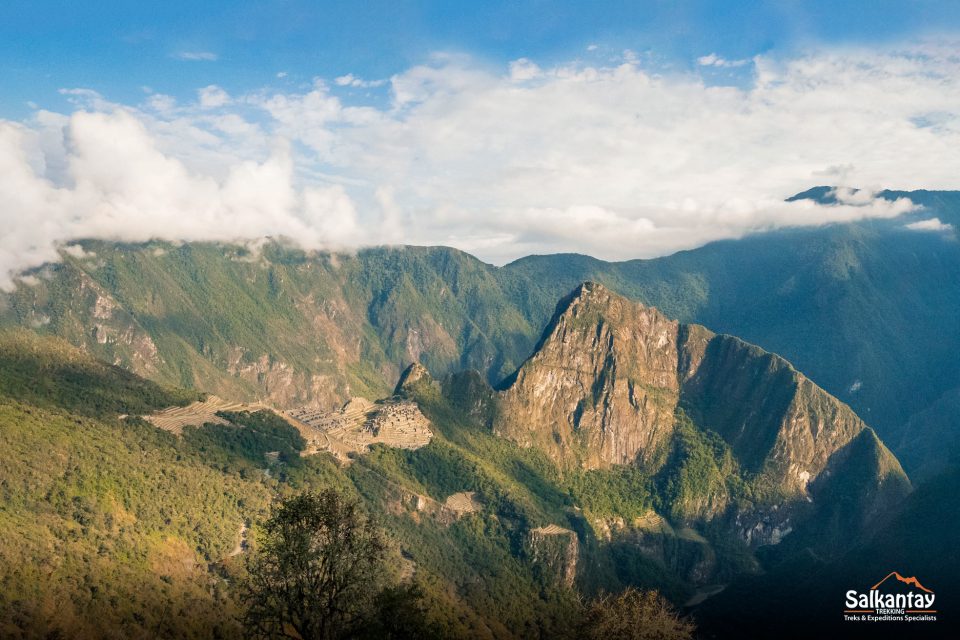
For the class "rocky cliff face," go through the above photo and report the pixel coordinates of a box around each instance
[496,283,681,469]
[494,283,900,502]
[524,525,579,589]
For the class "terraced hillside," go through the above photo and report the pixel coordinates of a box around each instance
[144,395,267,434]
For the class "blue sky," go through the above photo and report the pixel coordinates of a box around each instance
[3,0,959,117]
[2,1,959,284]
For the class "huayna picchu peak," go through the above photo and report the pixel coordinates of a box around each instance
[484,283,911,555]
[495,282,897,489]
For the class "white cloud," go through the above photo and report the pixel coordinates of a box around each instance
[145,93,177,115]
[4,40,960,286]
[334,74,385,88]
[508,58,542,82]
[0,111,364,289]
[62,244,96,259]
[906,217,954,232]
[174,51,218,61]
[198,85,231,109]
[697,53,750,68]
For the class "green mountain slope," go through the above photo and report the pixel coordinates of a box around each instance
[2,242,542,411]
[0,333,674,638]
[0,293,913,638]
[0,332,272,638]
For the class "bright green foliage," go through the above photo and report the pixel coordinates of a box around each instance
[566,466,654,521]
[657,413,739,521]
[0,400,273,638]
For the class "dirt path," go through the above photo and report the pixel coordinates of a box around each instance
[229,522,249,557]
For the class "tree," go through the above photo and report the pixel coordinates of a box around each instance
[361,582,443,640]
[580,588,695,640]
[242,489,387,639]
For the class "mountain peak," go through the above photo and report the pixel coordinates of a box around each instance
[497,284,684,468]
[394,362,434,396]
[572,280,607,297]
[546,281,613,319]
[563,281,625,308]
[496,285,874,503]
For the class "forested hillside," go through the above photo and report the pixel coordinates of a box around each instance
[0,291,917,637]
[0,333,686,637]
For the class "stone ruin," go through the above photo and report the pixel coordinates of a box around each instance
[286,395,433,461]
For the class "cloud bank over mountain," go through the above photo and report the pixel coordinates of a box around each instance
[5,41,959,288]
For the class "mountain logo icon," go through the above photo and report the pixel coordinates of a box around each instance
[871,571,933,594]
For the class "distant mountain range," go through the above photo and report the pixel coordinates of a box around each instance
[4,188,960,480]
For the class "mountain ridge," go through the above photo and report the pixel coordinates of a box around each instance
[0,279,918,638]
[3,187,959,481]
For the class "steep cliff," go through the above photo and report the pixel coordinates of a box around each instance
[494,283,904,504]
[496,283,681,470]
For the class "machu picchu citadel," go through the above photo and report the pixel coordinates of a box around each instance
[286,395,433,461]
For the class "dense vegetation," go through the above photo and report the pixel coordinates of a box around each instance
[0,330,199,418]
[0,399,269,637]
[182,410,306,476]
[0,334,721,638]
[2,187,957,636]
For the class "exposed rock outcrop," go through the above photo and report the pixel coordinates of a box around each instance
[494,283,896,501]
[496,283,681,470]
[524,525,579,588]
[394,362,438,397]
[288,394,433,461]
